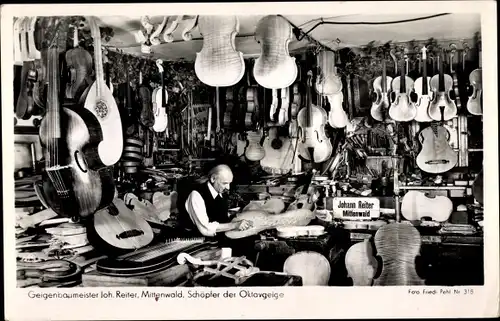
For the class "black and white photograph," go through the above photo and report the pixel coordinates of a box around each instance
[3,2,499,320]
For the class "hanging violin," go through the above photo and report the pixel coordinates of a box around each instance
[467,41,482,116]
[388,53,417,122]
[428,50,457,121]
[414,46,433,122]
[253,15,297,89]
[296,71,332,163]
[65,22,93,101]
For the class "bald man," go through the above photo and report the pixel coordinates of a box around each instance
[179,164,252,237]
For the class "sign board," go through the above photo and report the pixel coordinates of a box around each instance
[332,197,380,220]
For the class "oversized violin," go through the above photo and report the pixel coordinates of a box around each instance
[370,58,392,122]
[416,122,457,174]
[428,51,457,121]
[65,22,93,101]
[38,18,115,219]
[194,15,245,87]
[467,41,482,115]
[152,59,169,132]
[253,15,297,89]
[296,71,332,163]
[315,50,342,95]
[83,16,123,166]
[414,46,433,122]
[389,54,416,122]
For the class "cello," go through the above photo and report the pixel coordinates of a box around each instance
[194,15,245,87]
[253,15,297,89]
[38,18,115,219]
[296,71,332,163]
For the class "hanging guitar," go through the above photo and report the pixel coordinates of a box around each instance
[83,16,123,166]
[428,50,457,121]
[253,15,297,89]
[38,17,115,219]
[152,59,169,132]
[414,46,433,122]
[194,15,245,87]
[388,52,417,122]
[370,54,393,122]
[296,71,333,163]
[416,122,458,174]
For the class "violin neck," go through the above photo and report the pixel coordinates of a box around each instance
[399,61,406,93]
[161,71,166,106]
[422,58,428,95]
[438,53,445,92]
[381,60,387,93]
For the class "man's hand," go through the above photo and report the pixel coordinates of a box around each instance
[237,219,253,231]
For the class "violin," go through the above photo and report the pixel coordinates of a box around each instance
[277,87,290,126]
[416,122,457,174]
[223,87,234,129]
[138,71,154,128]
[194,15,245,87]
[428,50,457,121]
[38,18,115,219]
[269,89,279,122]
[388,54,417,122]
[414,46,433,122]
[467,42,482,116]
[65,23,93,101]
[296,71,332,163]
[315,50,342,95]
[27,16,47,112]
[253,15,297,89]
[245,84,259,130]
[288,80,301,138]
[327,92,349,129]
[152,59,169,132]
[370,58,392,122]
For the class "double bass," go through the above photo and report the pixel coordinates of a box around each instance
[296,71,332,163]
[253,15,297,89]
[38,18,115,219]
[194,15,245,87]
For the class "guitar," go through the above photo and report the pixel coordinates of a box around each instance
[416,122,458,174]
[38,17,115,219]
[83,16,123,166]
[401,190,453,222]
[152,59,169,132]
[414,46,433,122]
[65,23,93,101]
[296,71,333,163]
[194,15,245,87]
[428,51,457,121]
[370,58,393,122]
[389,54,417,122]
[253,15,297,89]
[467,41,482,116]
[260,126,293,175]
[87,195,154,255]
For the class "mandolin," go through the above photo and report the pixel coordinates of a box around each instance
[87,195,154,255]
[401,190,453,222]
[83,16,123,166]
[194,15,245,87]
[414,46,433,122]
[416,122,457,174]
[152,59,169,132]
[389,54,417,122]
[38,17,115,219]
[65,23,93,101]
[297,71,333,163]
[373,223,424,286]
[370,58,392,122]
[467,42,482,116]
[428,51,457,121]
[253,15,297,89]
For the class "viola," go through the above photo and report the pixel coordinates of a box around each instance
[194,15,245,87]
[253,15,297,89]
[83,16,123,166]
[315,50,342,95]
[38,18,115,219]
[65,23,93,101]
[152,59,169,132]
[296,71,333,163]
[388,54,417,122]
[467,42,482,116]
[414,46,433,122]
[370,58,392,122]
[428,51,457,121]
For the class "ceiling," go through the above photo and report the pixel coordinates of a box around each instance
[97,13,481,61]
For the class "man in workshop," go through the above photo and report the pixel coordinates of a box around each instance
[179,164,253,239]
